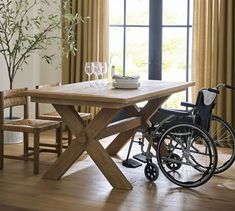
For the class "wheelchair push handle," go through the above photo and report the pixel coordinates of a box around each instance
[225,84,235,91]
[216,83,235,91]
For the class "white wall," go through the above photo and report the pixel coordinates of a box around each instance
[0,57,9,90]
[39,0,62,86]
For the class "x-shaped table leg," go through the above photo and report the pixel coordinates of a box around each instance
[106,96,169,155]
[43,105,132,190]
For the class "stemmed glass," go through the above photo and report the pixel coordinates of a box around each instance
[92,62,102,86]
[101,62,108,85]
[85,62,94,86]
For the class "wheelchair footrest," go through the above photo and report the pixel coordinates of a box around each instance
[133,153,147,163]
[122,159,142,168]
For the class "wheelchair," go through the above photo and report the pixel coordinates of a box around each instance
[123,84,235,188]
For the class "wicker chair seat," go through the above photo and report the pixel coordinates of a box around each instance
[0,88,62,174]
[3,118,60,133]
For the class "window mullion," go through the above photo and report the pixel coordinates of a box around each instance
[186,0,191,102]
[149,0,162,80]
[123,0,127,76]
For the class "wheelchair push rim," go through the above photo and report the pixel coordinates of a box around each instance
[157,122,217,188]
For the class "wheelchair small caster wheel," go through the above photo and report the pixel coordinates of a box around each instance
[166,153,182,171]
[144,163,159,181]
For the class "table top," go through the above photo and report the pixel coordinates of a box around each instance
[25,80,194,108]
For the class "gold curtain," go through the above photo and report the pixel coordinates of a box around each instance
[62,0,109,116]
[192,0,235,128]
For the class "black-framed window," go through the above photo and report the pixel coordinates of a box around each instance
[109,0,193,108]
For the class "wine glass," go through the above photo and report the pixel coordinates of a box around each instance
[85,62,94,86]
[92,62,102,86]
[101,62,108,85]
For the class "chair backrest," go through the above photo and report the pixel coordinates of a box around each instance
[35,83,61,118]
[194,88,217,131]
[0,88,28,124]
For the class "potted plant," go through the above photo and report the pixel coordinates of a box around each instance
[0,0,83,143]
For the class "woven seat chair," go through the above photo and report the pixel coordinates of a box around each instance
[35,83,92,146]
[0,88,62,174]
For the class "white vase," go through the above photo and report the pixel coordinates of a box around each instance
[4,117,23,144]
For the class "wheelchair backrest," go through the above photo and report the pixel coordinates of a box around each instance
[194,88,217,131]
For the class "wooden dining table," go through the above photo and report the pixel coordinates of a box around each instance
[25,80,194,190]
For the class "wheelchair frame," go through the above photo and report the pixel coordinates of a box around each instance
[123,83,235,188]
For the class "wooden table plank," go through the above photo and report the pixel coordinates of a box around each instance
[26,80,194,108]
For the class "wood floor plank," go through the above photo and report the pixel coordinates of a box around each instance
[0,132,235,211]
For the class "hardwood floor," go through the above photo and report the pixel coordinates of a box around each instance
[0,131,235,211]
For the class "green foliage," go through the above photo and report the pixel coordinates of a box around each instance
[0,0,83,89]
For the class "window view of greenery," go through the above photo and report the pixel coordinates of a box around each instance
[162,0,193,108]
[109,0,193,108]
[126,28,148,79]
[109,0,149,78]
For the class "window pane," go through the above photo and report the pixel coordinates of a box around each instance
[109,27,124,74]
[163,91,186,109]
[189,0,194,25]
[188,28,192,82]
[126,27,149,79]
[162,28,187,81]
[126,0,149,25]
[188,27,193,102]
[163,0,187,25]
[109,0,124,25]
[162,27,187,109]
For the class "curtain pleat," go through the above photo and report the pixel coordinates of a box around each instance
[62,0,109,117]
[192,0,235,136]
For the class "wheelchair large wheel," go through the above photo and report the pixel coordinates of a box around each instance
[209,115,235,174]
[157,123,217,188]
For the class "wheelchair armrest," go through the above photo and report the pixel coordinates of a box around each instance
[180,102,195,108]
[158,108,192,116]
